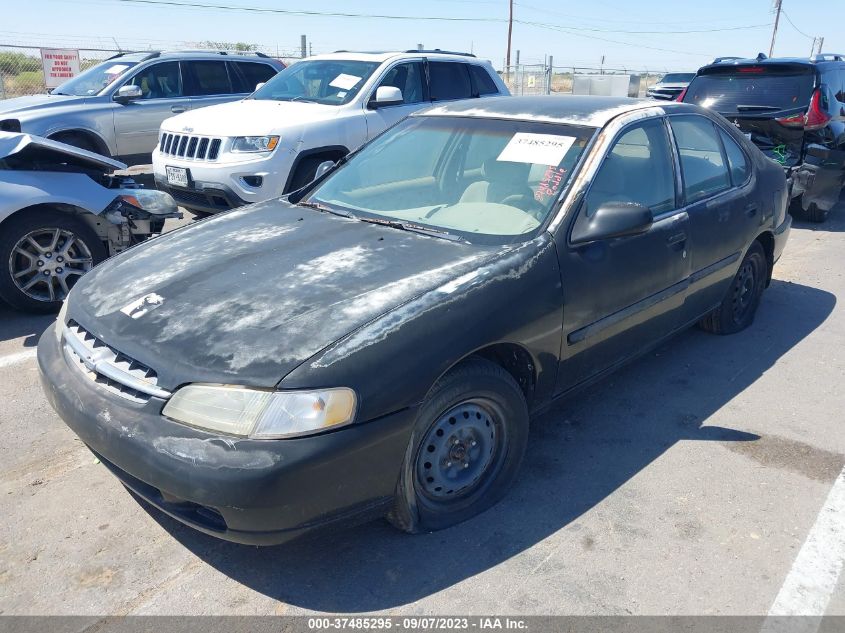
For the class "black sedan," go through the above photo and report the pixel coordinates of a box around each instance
[38,96,791,545]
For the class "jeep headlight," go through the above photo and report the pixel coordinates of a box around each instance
[162,385,356,439]
[118,189,178,215]
[231,135,279,153]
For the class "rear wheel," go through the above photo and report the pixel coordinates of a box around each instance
[0,210,106,312]
[802,202,829,223]
[698,241,767,335]
[388,358,529,534]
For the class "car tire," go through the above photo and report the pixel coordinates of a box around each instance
[387,357,529,534]
[50,132,101,155]
[0,209,107,313]
[698,240,767,335]
[802,202,829,223]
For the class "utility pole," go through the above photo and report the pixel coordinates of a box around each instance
[505,0,513,73]
[769,0,782,58]
[300,34,307,59]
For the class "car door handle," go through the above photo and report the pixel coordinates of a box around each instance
[667,232,686,245]
[171,106,187,113]
[744,203,758,217]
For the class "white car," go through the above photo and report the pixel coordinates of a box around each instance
[0,132,179,312]
[152,50,509,214]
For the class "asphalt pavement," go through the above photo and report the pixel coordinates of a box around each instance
[1,203,844,616]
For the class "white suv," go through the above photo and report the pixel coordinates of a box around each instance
[152,50,509,214]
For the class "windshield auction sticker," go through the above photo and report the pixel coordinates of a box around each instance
[329,74,362,90]
[497,133,576,166]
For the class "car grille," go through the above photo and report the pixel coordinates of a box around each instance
[159,133,222,161]
[61,320,171,403]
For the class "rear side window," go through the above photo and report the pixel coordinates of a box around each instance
[469,65,499,95]
[684,66,815,114]
[429,62,472,101]
[187,61,232,95]
[669,116,731,204]
[231,61,277,93]
[719,129,751,185]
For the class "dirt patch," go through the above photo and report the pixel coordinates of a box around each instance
[723,434,844,482]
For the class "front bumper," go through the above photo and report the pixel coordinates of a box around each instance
[151,146,295,213]
[37,323,417,545]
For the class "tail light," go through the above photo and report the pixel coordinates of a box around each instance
[676,86,688,102]
[776,89,830,129]
[804,89,831,130]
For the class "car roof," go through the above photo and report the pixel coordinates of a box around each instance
[700,55,845,73]
[104,51,282,64]
[303,51,486,64]
[418,95,688,128]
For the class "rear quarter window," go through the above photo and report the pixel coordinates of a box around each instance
[232,61,278,93]
[469,65,499,95]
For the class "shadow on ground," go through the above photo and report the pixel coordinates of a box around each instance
[0,303,55,347]
[137,278,835,612]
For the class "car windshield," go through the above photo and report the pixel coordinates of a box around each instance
[308,116,594,244]
[251,59,380,105]
[52,58,140,96]
[660,73,695,83]
[684,67,815,114]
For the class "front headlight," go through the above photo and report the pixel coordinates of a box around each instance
[161,385,357,439]
[231,135,279,153]
[117,189,179,216]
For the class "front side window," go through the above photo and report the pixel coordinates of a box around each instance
[584,118,676,216]
[52,58,141,96]
[429,62,473,101]
[252,60,380,105]
[375,62,425,104]
[188,61,231,95]
[126,61,182,99]
[669,115,731,204]
[308,116,593,243]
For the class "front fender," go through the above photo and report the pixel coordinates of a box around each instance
[280,235,565,422]
[0,171,115,223]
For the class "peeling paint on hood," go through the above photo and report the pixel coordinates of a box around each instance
[70,200,502,390]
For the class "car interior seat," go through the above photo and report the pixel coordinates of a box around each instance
[460,158,535,208]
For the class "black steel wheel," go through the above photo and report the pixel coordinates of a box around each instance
[698,240,767,335]
[388,357,529,534]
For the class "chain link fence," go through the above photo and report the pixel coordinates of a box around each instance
[502,63,678,97]
[0,43,301,99]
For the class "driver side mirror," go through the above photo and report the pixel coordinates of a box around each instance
[314,160,335,180]
[254,82,266,91]
[570,201,653,244]
[114,84,143,104]
[369,86,403,109]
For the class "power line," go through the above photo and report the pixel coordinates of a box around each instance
[781,9,815,40]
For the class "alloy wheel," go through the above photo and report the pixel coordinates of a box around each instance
[8,228,93,303]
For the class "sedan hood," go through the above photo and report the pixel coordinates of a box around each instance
[162,99,342,137]
[0,93,84,117]
[71,201,500,389]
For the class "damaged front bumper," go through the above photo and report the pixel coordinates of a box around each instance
[37,322,417,545]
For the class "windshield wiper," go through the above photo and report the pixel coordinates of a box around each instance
[735,104,781,111]
[356,216,464,242]
[296,200,352,218]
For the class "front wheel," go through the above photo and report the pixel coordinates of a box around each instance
[0,210,107,312]
[388,358,529,534]
[698,241,767,335]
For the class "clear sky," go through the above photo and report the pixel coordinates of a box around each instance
[3,0,844,72]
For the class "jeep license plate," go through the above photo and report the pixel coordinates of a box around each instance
[166,166,189,187]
